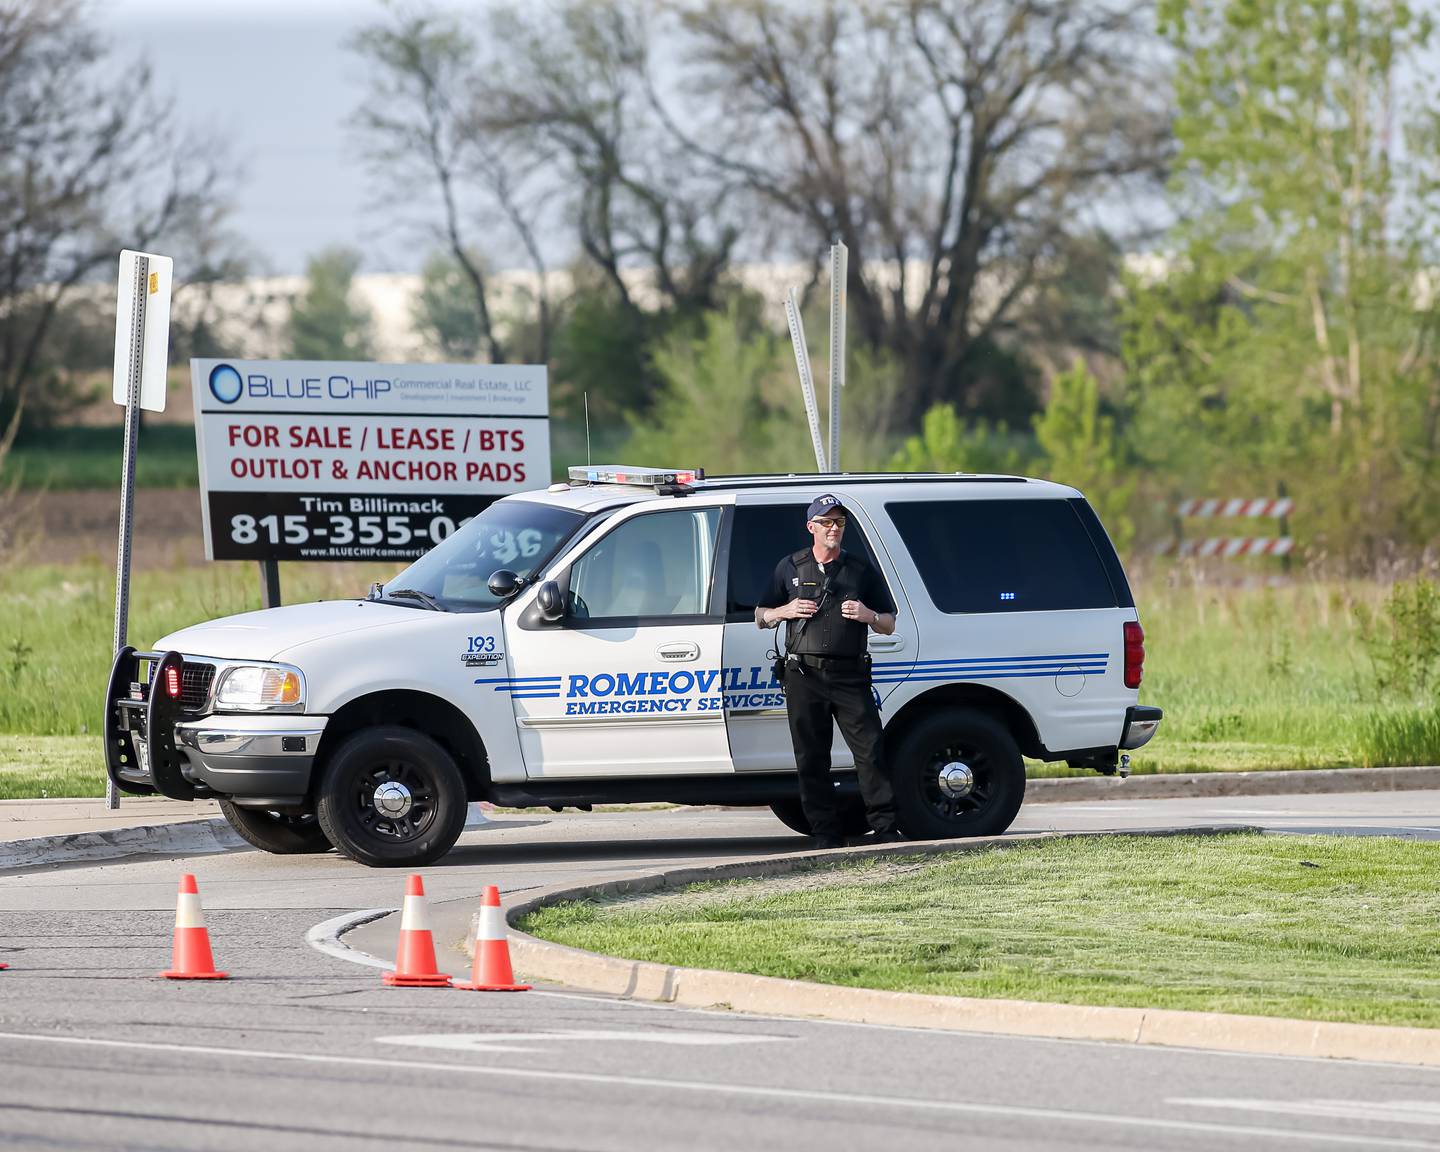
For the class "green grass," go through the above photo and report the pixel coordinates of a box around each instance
[1123,579,1440,773]
[0,561,394,737]
[2,424,200,490]
[521,833,1440,1028]
[0,735,104,799]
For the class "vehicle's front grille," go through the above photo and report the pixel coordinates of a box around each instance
[181,662,215,711]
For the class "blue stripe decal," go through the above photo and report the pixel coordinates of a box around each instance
[873,653,1108,669]
[510,693,561,699]
[869,662,1105,671]
[473,676,561,685]
[875,670,1102,682]
[872,664,1106,677]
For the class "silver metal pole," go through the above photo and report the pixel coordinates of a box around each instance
[110,254,148,810]
[827,242,847,473]
[785,288,828,472]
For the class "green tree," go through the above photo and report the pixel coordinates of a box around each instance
[287,248,374,360]
[621,302,808,475]
[887,406,1029,478]
[1126,0,1440,562]
[412,251,486,361]
[1033,361,1135,553]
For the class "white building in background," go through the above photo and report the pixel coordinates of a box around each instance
[171,259,1023,364]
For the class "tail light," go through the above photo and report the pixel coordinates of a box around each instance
[164,664,182,699]
[1123,621,1145,689]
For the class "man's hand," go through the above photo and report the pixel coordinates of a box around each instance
[843,600,896,634]
[780,598,819,620]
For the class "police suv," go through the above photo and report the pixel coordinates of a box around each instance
[105,467,1162,867]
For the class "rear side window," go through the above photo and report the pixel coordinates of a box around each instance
[886,499,1120,613]
[725,503,881,622]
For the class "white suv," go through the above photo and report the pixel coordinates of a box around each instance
[105,468,1162,866]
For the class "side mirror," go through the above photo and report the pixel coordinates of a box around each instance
[536,580,565,622]
[487,569,521,599]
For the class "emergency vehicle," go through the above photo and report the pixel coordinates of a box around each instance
[105,467,1162,867]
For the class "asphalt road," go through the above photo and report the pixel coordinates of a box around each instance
[2,792,1438,1152]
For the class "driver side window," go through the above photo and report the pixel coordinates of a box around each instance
[568,507,721,623]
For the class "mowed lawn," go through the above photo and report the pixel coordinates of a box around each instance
[521,833,1440,1029]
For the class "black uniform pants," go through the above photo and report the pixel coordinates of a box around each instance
[784,655,897,837]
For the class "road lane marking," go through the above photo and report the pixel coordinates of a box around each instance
[1174,1099,1440,1127]
[0,1031,1434,1149]
[377,1029,791,1054]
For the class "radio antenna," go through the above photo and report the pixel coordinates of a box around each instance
[584,392,592,466]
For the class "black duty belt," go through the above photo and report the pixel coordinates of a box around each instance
[795,652,869,666]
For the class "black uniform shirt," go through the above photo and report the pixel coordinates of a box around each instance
[758,548,897,657]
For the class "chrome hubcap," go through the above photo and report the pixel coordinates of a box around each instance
[372,781,413,818]
[936,761,975,799]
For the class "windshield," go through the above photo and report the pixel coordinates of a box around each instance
[382,499,584,611]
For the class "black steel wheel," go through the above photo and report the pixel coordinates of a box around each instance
[218,799,333,854]
[316,727,467,867]
[768,796,872,838]
[891,709,1025,840]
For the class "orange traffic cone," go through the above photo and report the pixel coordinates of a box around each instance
[160,874,228,980]
[456,885,530,992]
[383,874,453,987]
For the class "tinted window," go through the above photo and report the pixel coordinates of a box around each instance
[385,499,583,611]
[569,507,721,621]
[726,503,881,621]
[887,499,1118,613]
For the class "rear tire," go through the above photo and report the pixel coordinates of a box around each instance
[316,727,467,867]
[769,796,872,838]
[219,800,333,855]
[890,709,1025,840]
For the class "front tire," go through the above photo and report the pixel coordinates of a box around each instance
[218,799,333,854]
[890,709,1025,840]
[316,727,467,867]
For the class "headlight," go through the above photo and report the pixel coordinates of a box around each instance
[214,663,306,711]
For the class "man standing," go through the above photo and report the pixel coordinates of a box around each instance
[756,494,902,848]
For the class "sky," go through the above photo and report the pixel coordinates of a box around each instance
[101,0,416,276]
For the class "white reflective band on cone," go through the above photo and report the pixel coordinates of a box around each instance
[174,893,206,930]
[479,902,506,941]
[400,894,431,932]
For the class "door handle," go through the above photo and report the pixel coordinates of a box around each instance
[868,636,905,652]
[656,642,700,662]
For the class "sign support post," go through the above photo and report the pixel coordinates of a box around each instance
[827,242,847,474]
[109,249,173,810]
[259,560,282,609]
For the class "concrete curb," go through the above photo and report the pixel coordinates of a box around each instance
[483,827,1440,1069]
[1026,764,1440,803]
[0,818,247,871]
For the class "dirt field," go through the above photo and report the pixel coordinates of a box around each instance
[17,488,206,568]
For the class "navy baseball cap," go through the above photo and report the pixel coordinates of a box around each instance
[806,493,848,520]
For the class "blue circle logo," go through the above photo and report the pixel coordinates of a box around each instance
[208,363,242,404]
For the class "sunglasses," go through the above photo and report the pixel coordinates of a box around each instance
[811,516,847,529]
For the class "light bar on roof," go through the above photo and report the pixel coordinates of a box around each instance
[568,465,703,487]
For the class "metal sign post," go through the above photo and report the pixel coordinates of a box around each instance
[785,288,828,472]
[109,250,173,809]
[827,242,847,473]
